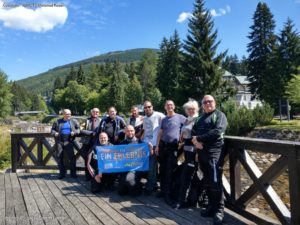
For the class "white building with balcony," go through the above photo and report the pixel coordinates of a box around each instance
[223,71,262,109]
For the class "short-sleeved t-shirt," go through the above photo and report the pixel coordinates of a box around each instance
[160,114,186,143]
[142,111,165,146]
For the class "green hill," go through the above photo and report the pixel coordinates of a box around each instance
[16,48,158,96]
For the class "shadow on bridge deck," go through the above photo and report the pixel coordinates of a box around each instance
[0,172,256,225]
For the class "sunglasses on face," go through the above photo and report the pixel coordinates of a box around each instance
[203,100,214,104]
[144,106,152,109]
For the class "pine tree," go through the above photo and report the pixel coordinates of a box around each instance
[53,77,63,91]
[247,2,276,101]
[125,62,138,80]
[239,56,249,75]
[181,0,225,102]
[108,61,128,112]
[125,75,144,108]
[139,50,157,100]
[76,65,86,85]
[11,82,32,112]
[157,30,182,102]
[64,66,77,87]
[222,54,240,75]
[285,66,300,105]
[0,70,12,117]
[86,64,101,91]
[277,18,300,94]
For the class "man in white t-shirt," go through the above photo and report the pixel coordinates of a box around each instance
[142,100,165,195]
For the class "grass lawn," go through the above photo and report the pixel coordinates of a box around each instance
[258,119,300,131]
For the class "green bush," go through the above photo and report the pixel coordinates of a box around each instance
[0,126,11,170]
[252,103,274,126]
[222,100,274,136]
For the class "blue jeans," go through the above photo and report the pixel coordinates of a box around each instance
[145,151,157,191]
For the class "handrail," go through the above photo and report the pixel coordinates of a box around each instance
[10,133,300,225]
[225,136,300,225]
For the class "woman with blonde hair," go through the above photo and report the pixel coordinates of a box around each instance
[173,99,201,209]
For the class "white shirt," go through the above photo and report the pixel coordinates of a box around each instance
[142,111,165,146]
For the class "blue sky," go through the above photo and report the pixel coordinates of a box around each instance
[0,0,299,81]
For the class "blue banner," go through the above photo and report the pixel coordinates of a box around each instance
[96,143,149,173]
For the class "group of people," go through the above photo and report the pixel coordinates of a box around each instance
[51,95,227,225]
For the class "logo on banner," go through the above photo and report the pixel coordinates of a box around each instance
[96,143,149,173]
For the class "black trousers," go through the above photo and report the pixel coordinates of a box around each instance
[57,142,76,176]
[198,147,225,212]
[178,149,197,204]
[118,171,142,196]
[158,141,178,196]
[91,172,116,193]
[81,141,94,179]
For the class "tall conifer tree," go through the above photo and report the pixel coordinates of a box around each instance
[247,2,276,101]
[277,18,300,92]
[64,66,77,87]
[53,77,63,91]
[181,0,225,101]
[76,65,86,85]
[139,50,157,100]
[157,30,182,102]
[108,61,128,112]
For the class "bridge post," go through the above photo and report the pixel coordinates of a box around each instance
[229,147,241,201]
[11,134,19,173]
[37,137,43,166]
[289,145,300,225]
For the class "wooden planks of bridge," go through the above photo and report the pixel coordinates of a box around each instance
[0,172,255,225]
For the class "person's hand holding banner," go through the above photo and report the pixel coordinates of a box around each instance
[148,142,153,155]
[95,173,102,183]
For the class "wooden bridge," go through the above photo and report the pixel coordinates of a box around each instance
[1,172,253,225]
[7,133,300,225]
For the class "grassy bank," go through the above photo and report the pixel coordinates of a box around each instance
[0,125,11,170]
[259,119,300,131]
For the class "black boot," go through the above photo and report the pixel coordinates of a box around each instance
[213,209,224,225]
[200,206,215,217]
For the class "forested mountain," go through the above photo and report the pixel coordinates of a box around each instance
[16,48,158,96]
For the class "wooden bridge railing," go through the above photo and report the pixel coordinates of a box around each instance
[11,132,85,172]
[10,133,300,225]
[224,136,300,225]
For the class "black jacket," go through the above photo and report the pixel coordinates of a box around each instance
[192,109,227,149]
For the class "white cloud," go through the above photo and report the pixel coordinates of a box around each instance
[210,5,231,17]
[176,12,193,23]
[0,1,68,32]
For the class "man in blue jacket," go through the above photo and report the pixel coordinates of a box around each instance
[51,109,80,179]
[192,95,227,225]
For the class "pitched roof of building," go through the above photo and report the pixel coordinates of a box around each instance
[235,76,250,85]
